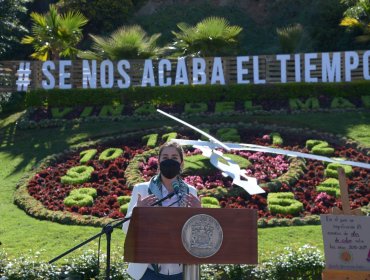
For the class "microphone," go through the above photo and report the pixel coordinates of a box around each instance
[150,180,180,207]
[172,180,180,194]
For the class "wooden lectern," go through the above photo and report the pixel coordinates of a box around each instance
[124,207,258,279]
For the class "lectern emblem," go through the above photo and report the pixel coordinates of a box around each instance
[181,214,223,258]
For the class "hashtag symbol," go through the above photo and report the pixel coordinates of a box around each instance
[16,62,32,91]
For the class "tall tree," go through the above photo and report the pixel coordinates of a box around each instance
[170,17,243,57]
[79,25,163,60]
[21,4,88,60]
[0,0,30,59]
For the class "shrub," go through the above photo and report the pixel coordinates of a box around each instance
[362,95,370,108]
[325,163,352,178]
[24,82,370,109]
[220,154,251,169]
[306,140,323,150]
[162,132,177,142]
[98,148,123,161]
[117,196,131,205]
[70,187,97,198]
[316,186,339,197]
[292,217,305,226]
[201,197,220,206]
[202,203,221,208]
[306,139,334,156]
[64,193,94,207]
[272,245,325,279]
[65,249,100,279]
[362,203,370,216]
[98,105,124,117]
[61,166,94,185]
[142,134,158,148]
[50,107,73,119]
[183,154,214,175]
[262,180,283,192]
[319,178,339,187]
[80,149,98,163]
[184,102,208,113]
[330,97,356,109]
[244,100,262,111]
[316,178,340,197]
[0,91,26,114]
[289,97,320,110]
[216,128,241,142]
[268,192,303,215]
[268,192,294,200]
[80,106,93,118]
[198,186,228,200]
[215,101,235,113]
[0,250,60,280]
[0,245,324,279]
[134,103,157,115]
[270,132,283,146]
[120,202,130,214]
[201,245,324,279]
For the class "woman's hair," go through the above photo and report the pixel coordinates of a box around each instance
[158,142,184,162]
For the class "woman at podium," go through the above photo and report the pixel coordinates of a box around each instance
[122,142,200,279]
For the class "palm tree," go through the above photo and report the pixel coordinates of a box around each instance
[21,4,88,61]
[276,23,303,53]
[170,17,243,57]
[340,0,370,43]
[78,25,163,60]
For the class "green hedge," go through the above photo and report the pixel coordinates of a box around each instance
[119,203,130,214]
[98,148,124,161]
[325,163,353,178]
[117,195,131,205]
[201,197,220,205]
[64,193,94,207]
[24,81,370,108]
[306,140,334,156]
[70,187,97,198]
[60,166,95,185]
[80,149,98,163]
[268,192,304,215]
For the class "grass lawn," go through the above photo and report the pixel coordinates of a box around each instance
[0,111,368,264]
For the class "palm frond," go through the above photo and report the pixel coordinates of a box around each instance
[170,17,242,56]
[21,4,86,60]
[276,23,303,53]
[86,25,163,60]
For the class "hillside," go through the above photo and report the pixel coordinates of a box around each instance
[129,0,361,55]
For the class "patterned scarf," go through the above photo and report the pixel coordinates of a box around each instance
[148,174,189,207]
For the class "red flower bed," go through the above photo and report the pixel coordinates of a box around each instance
[26,132,370,220]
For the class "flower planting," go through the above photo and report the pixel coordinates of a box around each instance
[17,83,370,129]
[201,197,221,208]
[16,125,369,227]
[60,166,94,185]
[267,192,304,215]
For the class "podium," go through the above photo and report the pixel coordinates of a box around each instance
[124,207,258,279]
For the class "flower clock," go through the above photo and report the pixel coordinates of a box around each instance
[20,126,369,227]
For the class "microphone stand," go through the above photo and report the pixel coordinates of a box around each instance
[48,190,179,280]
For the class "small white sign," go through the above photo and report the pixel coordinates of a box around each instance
[321,214,370,271]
